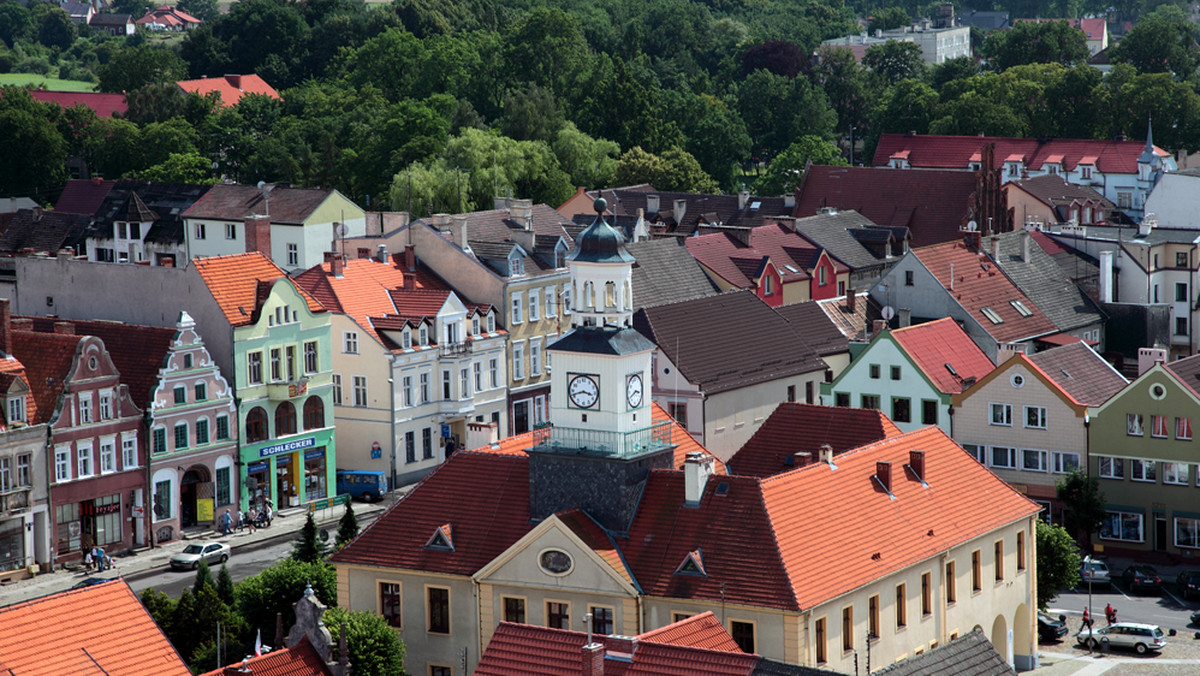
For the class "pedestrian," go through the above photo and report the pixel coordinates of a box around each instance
[1082,606,1092,630]
[84,550,93,572]
[95,546,105,572]
[220,509,233,535]
[247,506,257,534]
[1105,603,1115,625]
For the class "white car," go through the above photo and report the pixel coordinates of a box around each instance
[169,541,231,570]
[1076,622,1166,654]
[1080,558,1111,588]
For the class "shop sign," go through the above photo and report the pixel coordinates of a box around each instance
[304,448,325,461]
[247,461,268,474]
[371,441,381,459]
[258,436,316,458]
[441,424,451,438]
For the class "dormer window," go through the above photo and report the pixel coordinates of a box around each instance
[675,549,707,577]
[509,251,525,276]
[471,315,480,336]
[419,325,428,347]
[555,239,569,268]
[487,314,495,333]
[425,524,454,551]
[7,396,25,424]
[402,328,412,350]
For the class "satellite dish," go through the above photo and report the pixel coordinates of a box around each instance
[881,306,896,321]
[335,223,348,238]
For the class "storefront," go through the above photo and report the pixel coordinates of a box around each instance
[55,494,122,560]
[242,431,334,511]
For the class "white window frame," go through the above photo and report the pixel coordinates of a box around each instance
[78,394,93,424]
[989,403,1012,426]
[473,362,482,393]
[546,287,556,317]
[332,374,342,405]
[529,289,540,321]
[1163,461,1188,485]
[353,375,368,407]
[419,372,430,404]
[7,396,24,423]
[1130,458,1156,482]
[530,339,542,377]
[287,243,298,267]
[512,342,525,380]
[1051,451,1080,474]
[99,390,113,420]
[511,293,523,324]
[1023,405,1046,429]
[989,446,1016,469]
[489,358,499,389]
[402,375,413,408]
[343,331,359,354]
[1021,448,1048,473]
[1126,413,1143,436]
[1098,456,1124,479]
[99,437,117,474]
[55,445,70,482]
[225,223,236,240]
[77,441,94,478]
[962,443,984,463]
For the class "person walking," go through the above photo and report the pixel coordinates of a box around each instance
[220,509,233,535]
[1082,606,1093,630]
[1105,603,1116,625]
[247,506,257,534]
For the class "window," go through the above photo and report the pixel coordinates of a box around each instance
[861,394,880,410]
[304,341,318,373]
[489,359,499,389]
[17,454,30,486]
[980,307,1004,324]
[962,444,984,463]
[989,446,1016,469]
[763,274,774,296]
[460,367,470,399]
[99,440,116,474]
[226,223,236,240]
[529,289,540,320]
[246,407,268,443]
[353,376,367,407]
[503,597,526,623]
[869,364,880,379]
[1010,300,1033,317]
[196,418,210,444]
[488,313,496,332]
[430,667,451,676]
[419,325,428,346]
[270,348,282,381]
[422,428,433,460]
[55,446,69,482]
[1099,456,1124,479]
[835,392,850,407]
[1017,531,1026,572]
[946,561,956,603]
[971,550,981,591]
[512,343,525,380]
[473,362,482,393]
[194,382,207,402]
[530,341,541,376]
[194,222,206,240]
[286,243,298,267]
[990,403,1012,426]
[730,621,755,654]
[1131,459,1156,482]
[427,587,450,634]
[402,329,412,350]
[868,595,880,639]
[546,289,556,317]
[99,392,112,419]
[1024,406,1046,429]
[332,374,342,405]
[274,402,296,435]
[184,354,193,369]
[1022,448,1048,472]
[78,395,92,424]
[1101,510,1143,542]
[905,270,914,286]
[1152,414,1169,438]
[668,401,688,428]
[1081,166,1092,179]
[215,466,230,506]
[442,370,452,400]
[1178,417,1193,440]
[380,582,402,627]
[303,396,324,430]
[154,479,171,520]
[174,423,189,450]
[842,606,853,652]
[922,400,938,425]
[1176,282,1189,303]
[77,442,93,477]
[173,386,187,405]
[895,583,907,628]
[511,294,523,324]
[7,396,24,424]
[892,397,911,423]
[547,601,569,629]
[1163,461,1188,485]
[994,540,1004,581]
[405,431,415,463]
[921,571,932,616]
[890,365,901,380]
[1176,517,1200,549]
[248,352,263,384]
[1052,451,1080,474]
[420,372,430,403]
[591,607,614,635]
[343,331,359,354]
[152,428,167,454]
[815,617,827,663]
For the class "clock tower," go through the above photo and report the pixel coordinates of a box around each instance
[530,198,674,533]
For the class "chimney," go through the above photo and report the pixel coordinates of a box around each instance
[404,244,415,270]
[0,299,10,357]
[1099,250,1114,303]
[375,244,388,264]
[739,186,750,210]
[403,271,416,291]
[57,247,75,259]
[784,192,795,208]
[990,236,1000,262]
[872,319,888,337]
[1138,213,1156,238]
[11,318,32,331]
[603,635,637,660]
[646,194,660,213]
[324,251,343,278]
[431,213,451,229]
[1138,347,1168,375]
[792,451,812,467]
[908,450,925,482]
[898,308,911,328]
[673,199,687,226]
[32,206,43,221]
[875,461,892,493]
[54,321,74,335]
[581,642,605,676]
[684,452,715,507]
[1021,230,1031,263]
[225,74,242,89]
[244,215,271,257]
[509,200,533,227]
[452,215,469,250]
[819,444,834,466]
[845,290,856,313]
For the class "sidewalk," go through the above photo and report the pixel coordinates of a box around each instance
[0,498,393,608]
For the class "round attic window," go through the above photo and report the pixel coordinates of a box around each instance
[88,356,98,370]
[1010,374,1025,389]
[1150,383,1167,400]
[539,549,573,575]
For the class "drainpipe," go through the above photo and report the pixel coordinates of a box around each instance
[143,407,154,550]
[389,355,398,494]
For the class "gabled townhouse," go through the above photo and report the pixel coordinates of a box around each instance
[821,317,995,433]
[294,250,507,487]
[88,12,135,35]
[726,402,901,478]
[793,166,980,247]
[951,342,1128,521]
[1006,175,1114,228]
[1085,350,1200,555]
[176,74,282,107]
[871,238,1060,361]
[873,131,1173,221]
[192,253,336,513]
[774,298,854,378]
[686,224,849,306]
[85,179,211,266]
[182,184,365,272]
[632,290,829,461]
[786,209,907,290]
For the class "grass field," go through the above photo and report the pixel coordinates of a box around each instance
[0,74,96,91]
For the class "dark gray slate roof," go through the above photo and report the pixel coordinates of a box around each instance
[87,179,210,246]
[990,230,1105,333]
[873,628,1015,676]
[1030,341,1128,406]
[547,327,656,355]
[791,210,890,271]
[773,301,848,357]
[626,238,717,310]
[753,657,847,675]
[0,209,90,255]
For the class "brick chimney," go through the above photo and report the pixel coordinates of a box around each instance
[404,244,415,270]
[819,444,834,466]
[244,215,271,257]
[872,319,888,337]
[403,272,416,291]
[54,321,74,335]
[875,461,892,493]
[845,290,856,313]
[324,251,343,278]
[0,299,10,357]
[908,450,925,482]
[683,452,714,507]
[581,642,604,676]
[226,74,242,89]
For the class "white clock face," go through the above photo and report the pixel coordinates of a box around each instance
[569,374,599,409]
[626,373,643,408]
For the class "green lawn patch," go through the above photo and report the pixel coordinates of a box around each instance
[0,74,97,92]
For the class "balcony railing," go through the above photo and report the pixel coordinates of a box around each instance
[440,341,473,358]
[530,420,673,459]
[0,487,31,514]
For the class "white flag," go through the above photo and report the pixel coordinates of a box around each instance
[254,629,262,657]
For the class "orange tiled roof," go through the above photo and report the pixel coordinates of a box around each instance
[0,579,190,675]
[686,224,848,289]
[193,252,324,327]
[11,329,83,424]
[890,317,996,394]
[197,637,332,676]
[638,611,742,652]
[177,74,280,107]
[912,240,1059,344]
[556,508,634,585]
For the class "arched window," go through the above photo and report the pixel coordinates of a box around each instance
[275,401,297,436]
[303,396,324,430]
[605,281,616,309]
[245,406,269,443]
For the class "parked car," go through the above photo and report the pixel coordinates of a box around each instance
[1121,564,1162,594]
[169,541,231,570]
[1177,570,1200,600]
[1191,609,1200,626]
[1080,558,1111,588]
[1037,612,1069,642]
[1076,622,1166,654]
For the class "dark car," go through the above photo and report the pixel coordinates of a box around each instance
[1178,570,1200,600]
[1037,612,1069,642]
[1121,564,1162,593]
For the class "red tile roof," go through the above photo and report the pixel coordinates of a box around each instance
[0,355,37,428]
[11,329,83,424]
[872,133,1165,175]
[727,403,903,478]
[686,224,847,289]
[638,611,741,651]
[31,90,127,118]
[193,252,324,327]
[759,426,1041,610]
[889,317,996,394]
[177,74,280,107]
[556,508,633,585]
[912,241,1059,343]
[136,5,201,27]
[475,622,759,676]
[53,178,115,215]
[0,579,191,675]
[794,166,978,247]
[197,637,332,676]
[1029,229,1068,255]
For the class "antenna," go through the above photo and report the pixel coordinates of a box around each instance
[257,181,274,217]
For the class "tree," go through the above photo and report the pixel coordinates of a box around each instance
[194,559,216,596]
[86,117,143,179]
[499,83,566,144]
[867,7,909,33]
[551,122,620,190]
[326,607,407,676]
[0,89,66,202]
[292,512,328,564]
[752,136,845,195]
[1036,520,1081,610]
[982,20,1090,71]
[741,40,809,78]
[334,501,359,550]
[1056,470,1106,549]
[37,8,75,50]
[97,45,188,94]
[216,564,236,606]
[929,56,978,93]
[179,0,220,22]
[872,78,939,136]
[0,3,33,48]
[615,146,719,193]
[737,67,836,160]
[1110,5,1200,78]
[139,151,218,184]
[862,40,926,86]
[812,46,871,136]
[140,587,175,629]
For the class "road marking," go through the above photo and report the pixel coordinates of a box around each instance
[1161,586,1186,607]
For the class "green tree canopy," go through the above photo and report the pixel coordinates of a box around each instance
[194,559,216,595]
[752,135,845,195]
[138,152,219,184]
[1036,520,1081,609]
[862,40,925,86]
[97,45,188,94]
[982,20,1090,71]
[1110,5,1200,78]
[1056,470,1106,549]
[0,88,66,202]
[867,7,909,33]
[551,121,620,190]
[326,607,407,676]
[292,512,328,563]
[614,146,719,193]
[236,559,337,640]
[335,501,359,550]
